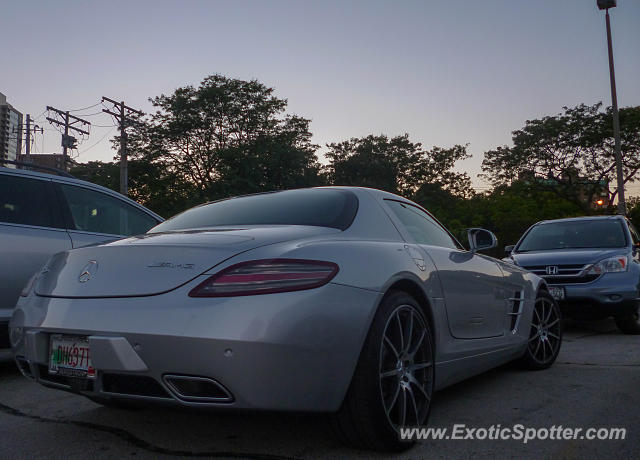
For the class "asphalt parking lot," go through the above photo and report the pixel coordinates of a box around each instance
[1,319,638,459]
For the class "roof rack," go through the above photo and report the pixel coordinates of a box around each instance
[0,159,76,179]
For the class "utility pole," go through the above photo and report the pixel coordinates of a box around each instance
[102,96,143,196]
[598,0,625,215]
[46,106,91,169]
[18,114,43,163]
[26,115,30,159]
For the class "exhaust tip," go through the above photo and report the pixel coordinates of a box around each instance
[163,375,233,403]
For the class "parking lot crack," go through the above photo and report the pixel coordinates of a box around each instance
[0,402,300,460]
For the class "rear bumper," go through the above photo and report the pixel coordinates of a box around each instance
[10,282,380,412]
[552,273,640,318]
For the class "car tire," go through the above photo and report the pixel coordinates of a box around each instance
[331,290,435,451]
[614,307,640,335]
[519,290,562,370]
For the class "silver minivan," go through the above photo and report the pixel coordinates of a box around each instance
[0,166,163,347]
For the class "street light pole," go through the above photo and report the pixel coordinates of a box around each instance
[599,1,625,215]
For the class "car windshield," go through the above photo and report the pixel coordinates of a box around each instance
[148,188,358,232]
[516,220,627,252]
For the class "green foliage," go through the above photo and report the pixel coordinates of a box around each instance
[69,161,119,192]
[413,181,584,255]
[120,74,322,205]
[70,160,198,218]
[476,183,584,249]
[324,134,472,197]
[482,103,640,211]
[77,75,634,247]
[626,196,640,231]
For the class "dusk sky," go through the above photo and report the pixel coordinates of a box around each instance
[3,0,640,192]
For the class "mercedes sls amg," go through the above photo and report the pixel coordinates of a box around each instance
[10,187,561,451]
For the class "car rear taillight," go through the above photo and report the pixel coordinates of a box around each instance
[188,259,339,297]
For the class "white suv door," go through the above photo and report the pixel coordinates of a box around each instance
[0,173,72,345]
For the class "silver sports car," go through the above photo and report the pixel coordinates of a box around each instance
[10,187,562,451]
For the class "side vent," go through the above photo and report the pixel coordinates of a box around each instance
[507,290,525,334]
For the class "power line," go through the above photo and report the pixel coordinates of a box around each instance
[31,109,47,122]
[68,102,101,112]
[77,127,116,156]
[69,111,107,117]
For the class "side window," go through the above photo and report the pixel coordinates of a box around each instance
[385,200,458,249]
[0,174,60,228]
[59,184,158,236]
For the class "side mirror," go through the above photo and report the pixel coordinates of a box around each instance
[504,245,515,255]
[467,228,498,253]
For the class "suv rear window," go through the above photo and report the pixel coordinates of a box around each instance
[517,220,627,252]
[149,189,358,233]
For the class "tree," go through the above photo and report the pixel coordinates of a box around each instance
[122,75,322,203]
[412,180,584,256]
[626,196,640,231]
[69,161,119,193]
[476,182,583,250]
[324,134,473,197]
[70,160,198,218]
[412,183,471,243]
[481,103,640,211]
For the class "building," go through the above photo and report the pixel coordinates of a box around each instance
[0,92,23,168]
[17,153,67,172]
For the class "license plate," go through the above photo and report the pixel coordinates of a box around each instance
[48,335,96,379]
[548,286,565,301]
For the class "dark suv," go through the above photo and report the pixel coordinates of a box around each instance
[505,216,640,334]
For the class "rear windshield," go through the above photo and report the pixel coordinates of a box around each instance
[148,189,358,233]
[517,220,627,252]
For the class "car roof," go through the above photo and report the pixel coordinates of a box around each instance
[0,166,164,221]
[311,186,412,203]
[0,165,74,180]
[188,186,406,208]
[536,215,625,225]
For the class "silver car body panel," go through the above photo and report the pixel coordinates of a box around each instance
[0,222,72,324]
[0,167,163,330]
[11,187,544,411]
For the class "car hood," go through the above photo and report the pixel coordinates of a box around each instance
[35,226,338,298]
[511,248,628,268]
